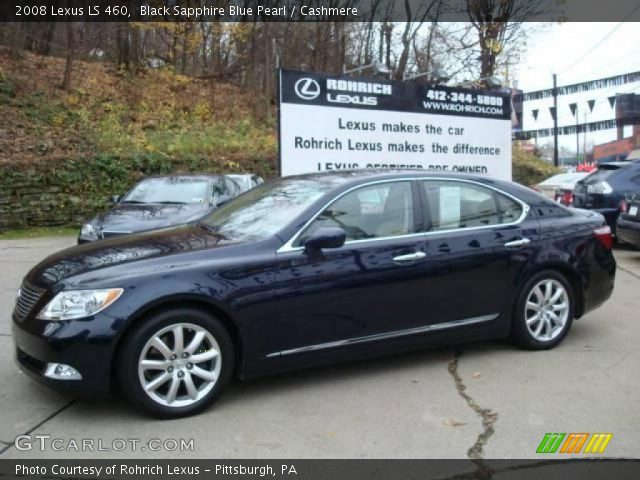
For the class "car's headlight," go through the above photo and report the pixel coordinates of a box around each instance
[37,288,123,321]
[80,223,99,241]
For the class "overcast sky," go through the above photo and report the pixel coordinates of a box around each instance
[514,22,640,152]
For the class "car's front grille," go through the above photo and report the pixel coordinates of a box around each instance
[14,282,45,321]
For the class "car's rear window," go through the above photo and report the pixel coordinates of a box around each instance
[582,165,624,184]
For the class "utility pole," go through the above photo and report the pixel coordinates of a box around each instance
[583,111,587,163]
[553,73,559,167]
[575,104,580,165]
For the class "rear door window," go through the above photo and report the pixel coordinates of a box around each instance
[421,181,523,231]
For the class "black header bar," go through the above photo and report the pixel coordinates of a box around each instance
[1,459,639,480]
[2,0,640,23]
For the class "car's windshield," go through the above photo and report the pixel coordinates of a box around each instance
[201,177,344,242]
[123,177,211,205]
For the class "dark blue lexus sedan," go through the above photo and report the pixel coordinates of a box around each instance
[12,171,616,418]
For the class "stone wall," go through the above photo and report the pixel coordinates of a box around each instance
[0,183,86,229]
[0,154,275,231]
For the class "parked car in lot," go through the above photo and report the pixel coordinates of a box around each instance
[572,160,640,233]
[225,173,264,193]
[535,172,588,201]
[78,175,242,243]
[535,172,588,206]
[617,192,640,248]
[13,171,616,418]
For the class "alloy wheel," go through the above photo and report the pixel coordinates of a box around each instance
[138,323,221,407]
[524,279,570,342]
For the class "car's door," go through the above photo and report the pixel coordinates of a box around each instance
[267,180,431,356]
[415,179,537,326]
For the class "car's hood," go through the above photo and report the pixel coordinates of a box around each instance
[93,203,210,233]
[25,224,232,288]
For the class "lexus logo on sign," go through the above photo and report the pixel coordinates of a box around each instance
[294,78,320,100]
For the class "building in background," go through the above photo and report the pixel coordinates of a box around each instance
[593,94,640,164]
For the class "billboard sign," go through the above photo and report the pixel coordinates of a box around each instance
[278,69,512,180]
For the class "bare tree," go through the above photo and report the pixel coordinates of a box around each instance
[466,0,547,79]
[394,0,442,80]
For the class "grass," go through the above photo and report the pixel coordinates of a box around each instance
[0,48,278,168]
[0,226,78,240]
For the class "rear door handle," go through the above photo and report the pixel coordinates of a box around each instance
[504,238,531,248]
[392,252,426,263]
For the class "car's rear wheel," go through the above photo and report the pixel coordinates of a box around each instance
[512,271,574,349]
[117,308,234,418]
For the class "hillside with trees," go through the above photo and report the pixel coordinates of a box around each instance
[0,4,557,230]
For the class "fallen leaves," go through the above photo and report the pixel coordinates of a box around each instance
[442,419,467,427]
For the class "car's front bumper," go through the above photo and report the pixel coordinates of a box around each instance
[12,313,117,396]
[617,217,640,247]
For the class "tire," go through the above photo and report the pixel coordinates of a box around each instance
[511,270,575,350]
[117,308,235,418]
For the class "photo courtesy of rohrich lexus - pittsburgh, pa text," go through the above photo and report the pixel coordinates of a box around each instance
[0,1,639,479]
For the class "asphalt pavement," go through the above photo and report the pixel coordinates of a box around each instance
[0,236,638,459]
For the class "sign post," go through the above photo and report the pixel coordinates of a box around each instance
[278,69,512,180]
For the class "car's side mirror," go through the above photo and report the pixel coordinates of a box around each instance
[111,195,121,204]
[303,227,346,251]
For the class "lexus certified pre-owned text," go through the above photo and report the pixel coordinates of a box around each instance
[12,171,616,418]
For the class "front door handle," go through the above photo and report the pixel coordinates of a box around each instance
[392,252,426,263]
[504,238,531,248]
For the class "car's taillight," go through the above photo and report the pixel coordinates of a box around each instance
[593,225,613,250]
[562,190,574,206]
[619,200,629,213]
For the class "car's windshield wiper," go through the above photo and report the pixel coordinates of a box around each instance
[121,200,146,204]
[156,201,188,205]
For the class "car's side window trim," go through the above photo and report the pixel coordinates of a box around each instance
[410,180,426,233]
[277,177,530,254]
[419,179,520,233]
[293,179,418,247]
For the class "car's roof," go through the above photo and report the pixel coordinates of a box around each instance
[277,169,548,207]
[227,173,260,178]
[538,172,588,185]
[283,169,509,187]
[597,161,638,168]
[141,174,223,181]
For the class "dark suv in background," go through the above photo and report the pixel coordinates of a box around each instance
[617,192,640,248]
[573,160,640,233]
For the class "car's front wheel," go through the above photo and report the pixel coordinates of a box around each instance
[512,271,575,349]
[117,308,234,418]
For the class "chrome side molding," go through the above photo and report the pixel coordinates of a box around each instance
[265,313,499,358]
